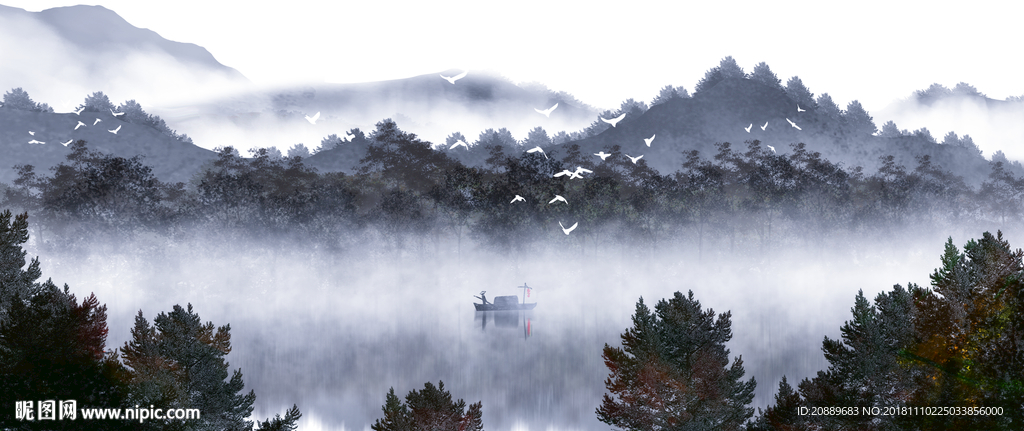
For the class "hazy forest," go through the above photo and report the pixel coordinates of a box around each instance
[2,56,1023,430]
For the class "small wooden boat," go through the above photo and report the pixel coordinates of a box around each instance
[474,284,537,311]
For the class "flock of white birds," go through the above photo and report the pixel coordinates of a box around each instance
[434,69,680,236]
[19,70,811,238]
[741,105,806,154]
[25,104,128,146]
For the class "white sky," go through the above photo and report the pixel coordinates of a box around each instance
[3,0,1021,112]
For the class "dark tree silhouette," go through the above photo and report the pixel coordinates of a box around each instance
[814,93,841,121]
[78,91,115,113]
[784,77,815,109]
[0,210,128,430]
[650,85,687,106]
[879,120,905,138]
[842,100,876,136]
[755,232,1024,430]
[598,292,755,431]
[2,87,53,112]
[371,381,483,431]
[748,62,783,90]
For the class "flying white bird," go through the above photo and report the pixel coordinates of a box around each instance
[559,221,578,235]
[109,125,121,134]
[526,146,548,159]
[449,139,469,150]
[766,144,776,154]
[797,104,806,112]
[28,131,34,135]
[625,154,643,164]
[548,195,567,205]
[761,121,768,131]
[28,140,44,145]
[74,121,86,130]
[594,151,612,160]
[93,118,102,125]
[440,70,468,84]
[73,107,84,115]
[110,108,124,117]
[601,113,626,127]
[61,139,72,146]
[644,134,656,147]
[305,112,321,124]
[510,195,525,203]
[786,118,802,130]
[745,123,752,133]
[553,169,582,179]
[573,166,593,176]
[534,103,558,117]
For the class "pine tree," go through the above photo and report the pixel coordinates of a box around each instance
[598,292,756,431]
[121,304,263,431]
[842,100,876,136]
[0,210,128,430]
[371,381,483,431]
[78,91,115,113]
[879,120,903,138]
[814,93,840,121]
[785,77,815,109]
[2,87,52,112]
[748,62,783,90]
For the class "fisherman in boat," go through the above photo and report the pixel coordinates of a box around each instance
[475,291,490,305]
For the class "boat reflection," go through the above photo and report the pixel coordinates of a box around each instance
[475,310,534,338]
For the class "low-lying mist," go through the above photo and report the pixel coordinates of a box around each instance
[26,220,1022,431]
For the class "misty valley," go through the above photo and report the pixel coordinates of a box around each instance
[3,56,1024,431]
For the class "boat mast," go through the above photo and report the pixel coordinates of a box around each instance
[520,283,529,304]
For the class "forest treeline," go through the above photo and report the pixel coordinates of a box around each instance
[0,210,301,430]
[3,115,1024,259]
[602,232,1024,430]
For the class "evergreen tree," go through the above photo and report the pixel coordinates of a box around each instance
[0,210,40,323]
[913,127,937,143]
[952,82,983,97]
[287,143,311,159]
[941,131,960,146]
[2,87,53,112]
[0,210,128,430]
[598,292,756,431]
[254,405,302,431]
[694,67,725,96]
[319,134,344,153]
[959,134,981,156]
[842,100,876,136]
[755,233,1024,430]
[747,377,805,431]
[651,85,685,106]
[371,381,483,431]
[915,83,951,104]
[115,99,193,144]
[879,120,903,138]
[747,62,782,90]
[784,77,815,109]
[717,56,745,79]
[444,131,469,150]
[78,91,115,113]
[814,93,841,121]
[522,126,552,149]
[121,304,303,431]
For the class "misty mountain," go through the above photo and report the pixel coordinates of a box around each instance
[0,105,216,184]
[875,82,1024,164]
[0,4,251,108]
[556,77,1001,186]
[0,4,246,80]
[165,69,602,155]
